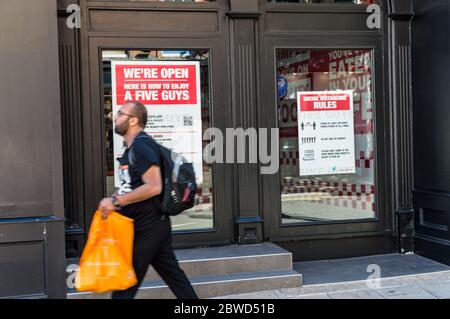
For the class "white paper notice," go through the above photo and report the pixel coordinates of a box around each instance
[297,90,356,176]
[112,61,203,187]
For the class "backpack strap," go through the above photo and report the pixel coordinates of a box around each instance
[127,134,165,217]
[127,133,155,166]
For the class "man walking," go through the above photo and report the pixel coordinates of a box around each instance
[97,101,199,299]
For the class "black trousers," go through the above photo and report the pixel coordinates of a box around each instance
[112,215,198,299]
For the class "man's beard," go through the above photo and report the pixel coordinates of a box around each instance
[114,121,129,136]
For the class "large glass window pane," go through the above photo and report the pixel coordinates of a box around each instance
[117,0,213,2]
[277,49,375,224]
[102,49,213,232]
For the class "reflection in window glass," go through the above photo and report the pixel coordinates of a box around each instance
[270,0,375,4]
[134,0,216,2]
[137,0,213,2]
[277,49,375,224]
[102,49,213,232]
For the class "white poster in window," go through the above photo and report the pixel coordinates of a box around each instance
[297,90,355,176]
[111,61,203,187]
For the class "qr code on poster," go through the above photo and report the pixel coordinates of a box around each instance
[183,115,193,127]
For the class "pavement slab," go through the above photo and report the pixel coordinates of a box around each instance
[213,254,450,299]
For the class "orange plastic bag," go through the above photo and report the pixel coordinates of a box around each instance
[76,210,137,293]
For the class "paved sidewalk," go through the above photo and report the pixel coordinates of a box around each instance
[212,254,450,299]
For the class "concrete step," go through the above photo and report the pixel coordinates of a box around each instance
[143,243,292,281]
[66,243,293,282]
[66,243,301,299]
[67,269,302,299]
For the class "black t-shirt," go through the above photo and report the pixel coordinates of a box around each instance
[117,132,163,233]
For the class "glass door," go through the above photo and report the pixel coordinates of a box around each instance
[102,49,214,232]
[277,48,376,224]
[260,35,391,245]
[84,36,234,248]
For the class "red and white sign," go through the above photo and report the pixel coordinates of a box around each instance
[277,49,373,135]
[297,90,355,176]
[113,62,199,106]
[298,92,352,112]
[112,61,203,187]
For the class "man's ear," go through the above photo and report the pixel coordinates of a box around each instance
[129,116,139,127]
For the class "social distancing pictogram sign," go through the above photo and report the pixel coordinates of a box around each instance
[297,90,356,177]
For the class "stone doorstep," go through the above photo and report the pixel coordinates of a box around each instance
[67,243,301,299]
[143,252,293,281]
[67,242,295,283]
[67,269,302,299]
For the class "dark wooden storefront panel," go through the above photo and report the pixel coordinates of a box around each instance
[89,9,219,33]
[0,0,64,219]
[266,12,372,33]
[78,0,235,249]
[58,0,418,262]
[57,0,86,258]
[0,0,66,298]
[0,242,46,298]
[258,0,398,261]
[228,2,264,244]
[412,0,450,265]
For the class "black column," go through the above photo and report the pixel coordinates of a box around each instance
[228,0,263,244]
[387,0,415,253]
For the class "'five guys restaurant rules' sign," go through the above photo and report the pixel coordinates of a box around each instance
[112,61,203,186]
[297,90,355,176]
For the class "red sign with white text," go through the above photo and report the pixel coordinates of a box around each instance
[299,92,351,112]
[113,63,199,106]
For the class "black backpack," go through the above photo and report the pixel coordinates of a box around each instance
[129,134,197,216]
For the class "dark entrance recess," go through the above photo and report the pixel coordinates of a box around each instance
[411,0,450,265]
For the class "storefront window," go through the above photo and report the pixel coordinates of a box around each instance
[102,49,213,232]
[277,49,375,224]
[128,0,213,2]
[270,0,375,4]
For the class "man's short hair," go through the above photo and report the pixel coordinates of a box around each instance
[128,101,147,129]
